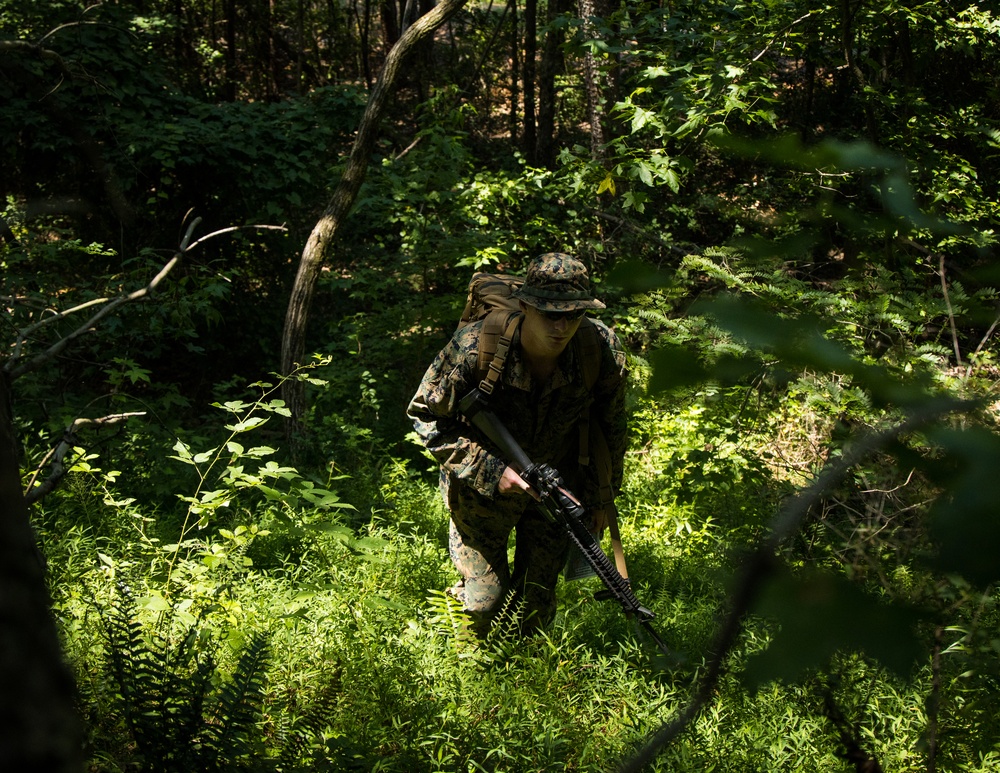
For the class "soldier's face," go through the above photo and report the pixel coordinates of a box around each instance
[519,303,585,359]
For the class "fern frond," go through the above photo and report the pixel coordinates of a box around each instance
[202,633,271,766]
[423,589,477,652]
[274,674,343,769]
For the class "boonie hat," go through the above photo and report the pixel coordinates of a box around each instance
[511,253,606,312]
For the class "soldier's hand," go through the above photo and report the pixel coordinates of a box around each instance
[498,466,541,500]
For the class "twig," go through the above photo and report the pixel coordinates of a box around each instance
[750,11,816,64]
[3,219,199,380]
[24,411,146,505]
[9,297,110,363]
[938,255,963,367]
[964,310,1000,380]
[393,136,423,161]
[617,396,973,772]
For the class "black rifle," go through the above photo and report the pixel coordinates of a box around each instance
[459,388,669,654]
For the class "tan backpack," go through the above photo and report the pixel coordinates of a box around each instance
[457,271,609,489]
[456,272,602,398]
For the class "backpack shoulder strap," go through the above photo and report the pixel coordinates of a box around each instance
[574,318,602,392]
[476,308,522,398]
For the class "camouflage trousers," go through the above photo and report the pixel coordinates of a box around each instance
[443,474,569,637]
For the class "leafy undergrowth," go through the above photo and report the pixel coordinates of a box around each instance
[31,382,1000,773]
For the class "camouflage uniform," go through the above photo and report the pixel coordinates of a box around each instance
[407,254,628,636]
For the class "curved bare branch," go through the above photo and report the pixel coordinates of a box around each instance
[618,397,974,772]
[24,411,147,506]
[4,221,285,382]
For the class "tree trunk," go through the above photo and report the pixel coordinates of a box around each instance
[0,372,82,772]
[536,0,564,167]
[578,0,603,160]
[223,0,238,100]
[840,0,878,143]
[522,0,537,163]
[280,0,471,425]
[509,0,520,143]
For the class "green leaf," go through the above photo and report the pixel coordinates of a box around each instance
[307,522,354,540]
[193,448,218,464]
[926,426,1000,586]
[227,416,269,432]
[214,400,251,414]
[745,567,925,687]
[172,439,193,461]
[139,593,173,613]
[663,167,680,193]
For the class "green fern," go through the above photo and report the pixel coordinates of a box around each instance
[423,589,478,652]
[100,582,271,772]
[201,633,270,768]
[273,675,343,770]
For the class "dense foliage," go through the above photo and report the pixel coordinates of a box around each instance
[3,0,1000,770]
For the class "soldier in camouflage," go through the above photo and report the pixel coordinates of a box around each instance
[407,253,628,636]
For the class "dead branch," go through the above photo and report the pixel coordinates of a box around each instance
[24,411,146,506]
[3,219,199,381]
[3,221,285,382]
[618,396,973,772]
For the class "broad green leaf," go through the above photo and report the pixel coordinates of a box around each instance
[258,485,283,500]
[745,567,925,687]
[192,448,217,464]
[353,536,390,552]
[139,593,173,613]
[307,522,354,540]
[214,400,250,413]
[926,426,1000,586]
[227,416,269,432]
[664,167,680,193]
[634,161,654,187]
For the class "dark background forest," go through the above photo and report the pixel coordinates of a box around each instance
[2,0,1000,770]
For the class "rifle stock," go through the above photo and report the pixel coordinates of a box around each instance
[459,388,668,652]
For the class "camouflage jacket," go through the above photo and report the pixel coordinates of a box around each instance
[407,315,628,508]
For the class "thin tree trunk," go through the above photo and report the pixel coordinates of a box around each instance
[522,0,537,163]
[578,0,603,160]
[509,0,520,143]
[536,0,563,167]
[281,0,470,425]
[840,0,877,143]
[223,0,238,100]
